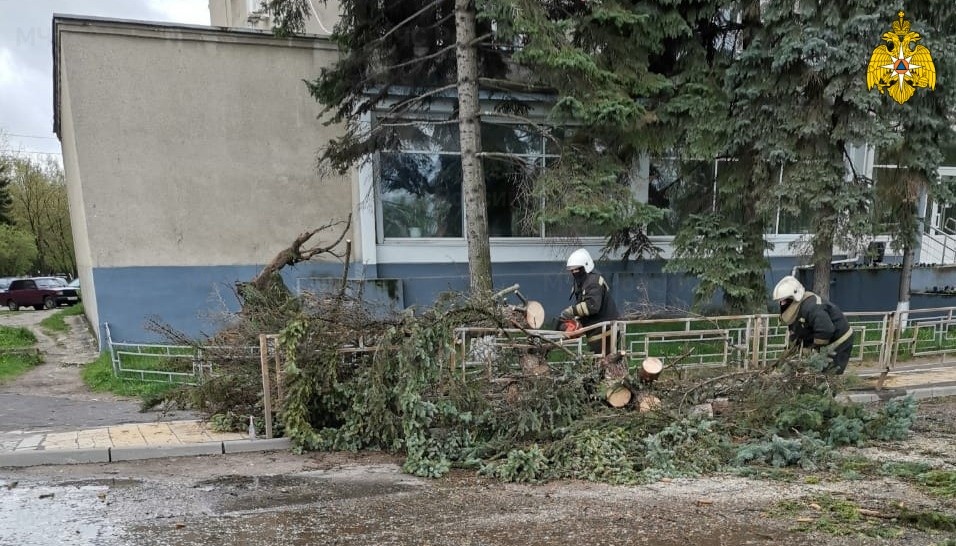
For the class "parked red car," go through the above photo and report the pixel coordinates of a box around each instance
[3,277,81,311]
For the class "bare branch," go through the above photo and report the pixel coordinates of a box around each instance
[249,214,352,291]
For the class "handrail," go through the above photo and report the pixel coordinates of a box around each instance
[945,216,956,235]
[923,227,956,264]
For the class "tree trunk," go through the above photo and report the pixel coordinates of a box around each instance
[812,220,834,300]
[455,0,492,294]
[897,238,914,325]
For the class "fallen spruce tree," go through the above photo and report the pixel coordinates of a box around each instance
[267,292,916,483]
[155,221,916,484]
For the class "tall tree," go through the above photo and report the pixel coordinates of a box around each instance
[496,0,772,311]
[8,157,75,275]
[724,0,894,300]
[0,158,13,225]
[492,0,677,241]
[268,0,499,292]
[0,223,38,275]
[870,3,956,318]
[662,0,776,313]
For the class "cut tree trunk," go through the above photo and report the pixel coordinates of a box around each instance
[604,382,632,408]
[639,357,663,384]
[601,350,628,380]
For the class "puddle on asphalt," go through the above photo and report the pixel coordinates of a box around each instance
[124,507,783,546]
[55,478,141,489]
[196,473,421,512]
[0,481,118,545]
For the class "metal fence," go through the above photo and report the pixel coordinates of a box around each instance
[454,307,956,374]
[105,306,956,385]
[104,323,261,385]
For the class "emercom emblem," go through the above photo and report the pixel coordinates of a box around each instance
[866,11,936,104]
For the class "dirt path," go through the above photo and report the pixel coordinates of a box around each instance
[0,308,194,432]
[0,308,121,400]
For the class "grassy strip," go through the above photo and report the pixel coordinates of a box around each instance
[81,352,178,399]
[38,303,85,334]
[0,325,40,383]
[0,351,41,383]
[0,324,36,346]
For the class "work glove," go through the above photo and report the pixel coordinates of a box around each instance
[559,307,575,320]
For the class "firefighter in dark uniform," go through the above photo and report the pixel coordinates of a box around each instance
[773,275,855,374]
[559,248,620,354]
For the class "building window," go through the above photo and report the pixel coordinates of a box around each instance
[376,118,555,239]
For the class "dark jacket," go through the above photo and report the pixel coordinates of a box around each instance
[784,292,851,350]
[570,269,619,327]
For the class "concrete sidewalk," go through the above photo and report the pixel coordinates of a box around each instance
[0,420,291,468]
[843,360,956,402]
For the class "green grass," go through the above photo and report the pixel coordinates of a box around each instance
[917,470,956,499]
[0,324,36,346]
[0,325,40,383]
[82,352,179,398]
[38,303,85,334]
[772,494,907,538]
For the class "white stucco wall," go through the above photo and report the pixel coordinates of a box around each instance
[58,63,101,331]
[209,0,338,34]
[55,18,356,270]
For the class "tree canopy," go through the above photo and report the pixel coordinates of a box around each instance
[5,157,75,276]
[0,157,13,225]
[268,0,956,312]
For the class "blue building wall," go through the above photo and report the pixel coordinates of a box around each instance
[94,262,349,343]
[93,255,816,344]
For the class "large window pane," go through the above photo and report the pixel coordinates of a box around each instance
[776,208,813,234]
[377,119,555,239]
[380,153,462,238]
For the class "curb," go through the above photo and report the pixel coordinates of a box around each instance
[0,438,292,468]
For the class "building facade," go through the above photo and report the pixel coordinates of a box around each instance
[53,10,955,346]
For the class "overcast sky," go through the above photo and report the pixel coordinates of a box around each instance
[0,0,209,162]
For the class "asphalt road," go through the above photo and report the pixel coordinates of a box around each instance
[0,308,195,432]
[0,392,157,433]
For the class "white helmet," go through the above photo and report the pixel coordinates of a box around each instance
[566,248,594,273]
[772,275,805,303]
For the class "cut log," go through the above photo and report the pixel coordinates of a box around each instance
[639,357,663,384]
[604,382,632,408]
[636,392,661,413]
[524,301,545,329]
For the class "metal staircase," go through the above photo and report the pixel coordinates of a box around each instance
[919,219,956,265]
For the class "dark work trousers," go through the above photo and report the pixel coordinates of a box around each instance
[824,332,856,375]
